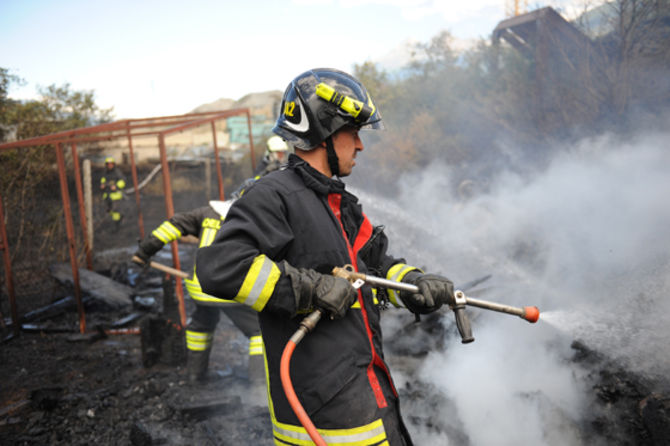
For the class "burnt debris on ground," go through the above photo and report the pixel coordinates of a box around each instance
[2,245,670,445]
[1,245,273,446]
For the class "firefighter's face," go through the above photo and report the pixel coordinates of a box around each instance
[332,126,363,177]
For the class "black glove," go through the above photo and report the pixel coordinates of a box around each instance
[133,237,163,265]
[133,249,150,265]
[400,271,455,314]
[283,262,358,319]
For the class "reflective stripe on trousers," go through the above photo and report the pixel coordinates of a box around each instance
[185,330,213,352]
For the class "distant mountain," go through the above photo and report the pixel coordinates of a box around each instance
[190,97,236,113]
[190,90,283,120]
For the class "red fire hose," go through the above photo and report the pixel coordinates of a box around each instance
[279,266,540,445]
[279,310,327,446]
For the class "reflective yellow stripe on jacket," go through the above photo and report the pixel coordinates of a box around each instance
[152,221,182,244]
[185,271,236,305]
[385,263,420,308]
[187,216,232,304]
[199,226,218,248]
[272,413,388,446]
[234,254,280,312]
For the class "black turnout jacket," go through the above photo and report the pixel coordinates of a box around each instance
[197,154,418,445]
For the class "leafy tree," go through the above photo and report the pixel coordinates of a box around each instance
[1,69,115,266]
[1,79,114,142]
[0,68,23,142]
[353,3,670,197]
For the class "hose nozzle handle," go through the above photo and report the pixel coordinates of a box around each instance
[453,290,474,344]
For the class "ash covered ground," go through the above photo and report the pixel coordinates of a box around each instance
[1,242,669,445]
[0,242,274,446]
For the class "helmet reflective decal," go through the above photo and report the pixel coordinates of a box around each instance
[282,95,309,133]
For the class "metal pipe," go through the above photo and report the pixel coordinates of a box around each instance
[211,120,225,200]
[126,122,145,239]
[132,255,189,279]
[157,134,186,327]
[0,193,19,335]
[70,143,93,270]
[332,266,539,323]
[245,109,257,172]
[55,143,86,334]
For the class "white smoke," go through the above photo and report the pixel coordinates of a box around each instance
[355,128,670,445]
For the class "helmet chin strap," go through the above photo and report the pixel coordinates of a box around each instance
[325,136,340,177]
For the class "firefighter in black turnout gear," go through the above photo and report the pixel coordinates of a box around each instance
[232,135,290,199]
[133,201,263,383]
[100,156,126,230]
[197,68,456,445]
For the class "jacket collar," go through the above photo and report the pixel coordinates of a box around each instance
[288,154,345,196]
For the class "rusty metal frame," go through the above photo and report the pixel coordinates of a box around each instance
[0,194,18,336]
[0,109,257,333]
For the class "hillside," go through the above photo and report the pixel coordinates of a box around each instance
[190,90,282,118]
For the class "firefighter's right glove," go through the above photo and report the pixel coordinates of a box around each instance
[400,271,455,314]
[283,262,358,319]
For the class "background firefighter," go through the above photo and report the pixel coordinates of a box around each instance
[196,68,457,445]
[133,200,264,384]
[232,135,290,199]
[99,156,126,229]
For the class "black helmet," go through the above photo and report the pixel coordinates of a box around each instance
[272,68,384,150]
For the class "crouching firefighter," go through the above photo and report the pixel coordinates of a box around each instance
[196,68,457,445]
[133,200,264,384]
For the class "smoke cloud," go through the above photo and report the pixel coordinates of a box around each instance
[354,127,670,444]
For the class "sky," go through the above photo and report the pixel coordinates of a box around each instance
[1,0,587,119]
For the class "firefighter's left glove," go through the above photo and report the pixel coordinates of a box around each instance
[283,262,357,319]
[133,247,150,265]
[400,271,455,314]
[133,237,162,265]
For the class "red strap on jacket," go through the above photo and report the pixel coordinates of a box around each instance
[328,193,397,408]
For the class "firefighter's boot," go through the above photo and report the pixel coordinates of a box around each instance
[187,348,211,384]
